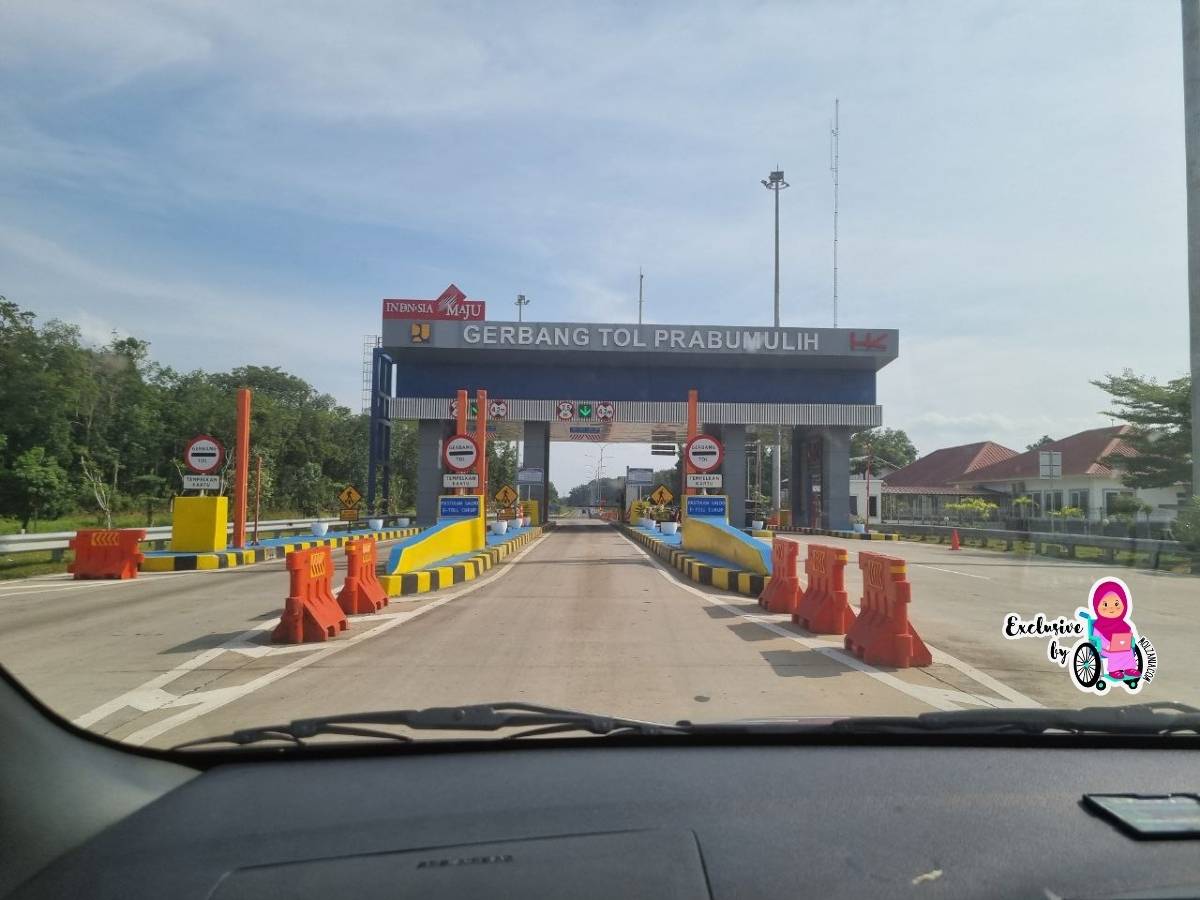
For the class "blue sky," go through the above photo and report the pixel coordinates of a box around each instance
[0,1,1190,492]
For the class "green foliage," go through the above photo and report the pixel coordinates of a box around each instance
[945,497,998,521]
[1092,370,1192,490]
[1025,435,1054,450]
[850,428,917,475]
[0,299,371,523]
[1050,506,1085,519]
[1174,497,1200,550]
[1107,495,1153,520]
[1,447,72,529]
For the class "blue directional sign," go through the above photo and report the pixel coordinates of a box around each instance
[439,495,481,519]
[685,495,727,519]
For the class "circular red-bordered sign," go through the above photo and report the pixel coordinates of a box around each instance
[684,434,724,473]
[443,434,480,473]
[184,434,225,474]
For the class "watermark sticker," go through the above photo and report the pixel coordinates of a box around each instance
[1002,577,1157,696]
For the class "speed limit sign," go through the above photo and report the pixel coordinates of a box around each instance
[443,434,479,473]
[684,435,724,473]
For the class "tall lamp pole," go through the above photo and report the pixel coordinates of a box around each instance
[1183,0,1200,498]
[762,169,790,515]
[515,294,531,322]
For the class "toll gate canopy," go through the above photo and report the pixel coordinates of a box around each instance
[368,320,899,529]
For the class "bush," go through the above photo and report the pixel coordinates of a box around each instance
[1176,497,1200,551]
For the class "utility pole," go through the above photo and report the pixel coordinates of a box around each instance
[1183,0,1200,497]
[762,168,789,513]
[638,268,644,325]
[830,98,840,328]
[515,293,531,322]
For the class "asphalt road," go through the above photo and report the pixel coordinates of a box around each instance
[0,520,1191,750]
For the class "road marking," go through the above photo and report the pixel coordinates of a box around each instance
[624,536,1040,711]
[74,534,551,746]
[910,564,992,581]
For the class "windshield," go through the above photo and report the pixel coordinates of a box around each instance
[1,1,1197,751]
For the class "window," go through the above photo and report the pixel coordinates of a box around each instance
[1045,490,1064,513]
[868,496,878,518]
[1068,489,1089,516]
[849,495,859,516]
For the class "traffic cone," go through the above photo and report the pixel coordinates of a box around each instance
[950,529,961,551]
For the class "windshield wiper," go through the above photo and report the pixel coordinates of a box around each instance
[784,702,1200,736]
[171,702,688,750]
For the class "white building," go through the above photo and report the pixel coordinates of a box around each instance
[952,425,1183,523]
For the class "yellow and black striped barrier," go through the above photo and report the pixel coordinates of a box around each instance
[140,528,422,573]
[380,524,552,597]
[767,525,899,542]
[619,525,768,597]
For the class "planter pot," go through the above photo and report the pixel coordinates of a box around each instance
[368,518,384,531]
[310,522,329,536]
[852,523,866,534]
[661,522,679,535]
[751,520,764,531]
[397,517,410,527]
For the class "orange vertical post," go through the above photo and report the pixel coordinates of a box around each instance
[685,389,699,496]
[476,389,488,517]
[455,389,469,495]
[232,388,251,549]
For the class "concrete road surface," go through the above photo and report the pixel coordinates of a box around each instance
[0,520,1191,750]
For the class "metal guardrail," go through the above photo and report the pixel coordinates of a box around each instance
[0,515,417,558]
[885,523,1200,572]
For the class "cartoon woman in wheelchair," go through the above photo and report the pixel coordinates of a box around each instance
[1072,578,1143,693]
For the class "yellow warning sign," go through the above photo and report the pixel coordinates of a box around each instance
[494,484,518,506]
[649,485,674,505]
[338,484,363,507]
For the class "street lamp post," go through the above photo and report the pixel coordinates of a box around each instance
[761,169,789,328]
[762,169,790,516]
[515,294,531,322]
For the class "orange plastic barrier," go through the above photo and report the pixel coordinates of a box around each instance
[792,544,854,634]
[272,545,348,644]
[336,537,388,615]
[68,529,146,579]
[758,538,802,614]
[844,551,931,668]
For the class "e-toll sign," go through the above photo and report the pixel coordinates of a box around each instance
[184,435,224,474]
[684,435,723,473]
[443,434,479,472]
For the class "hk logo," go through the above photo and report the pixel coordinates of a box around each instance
[595,401,615,421]
[410,322,431,343]
[489,400,508,419]
[850,332,888,351]
[556,401,575,420]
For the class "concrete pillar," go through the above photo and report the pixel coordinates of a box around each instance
[522,420,551,524]
[707,424,747,527]
[790,427,812,528]
[416,419,451,526]
[821,427,853,531]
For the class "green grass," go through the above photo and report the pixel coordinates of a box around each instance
[903,532,1199,575]
[0,550,74,580]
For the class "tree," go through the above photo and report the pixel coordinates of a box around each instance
[79,453,119,528]
[1093,371,1192,490]
[1175,497,1200,550]
[2,447,72,530]
[850,428,917,475]
[1026,435,1054,450]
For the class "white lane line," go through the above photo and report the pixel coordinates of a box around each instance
[625,537,1040,710]
[76,534,550,745]
[910,563,991,581]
